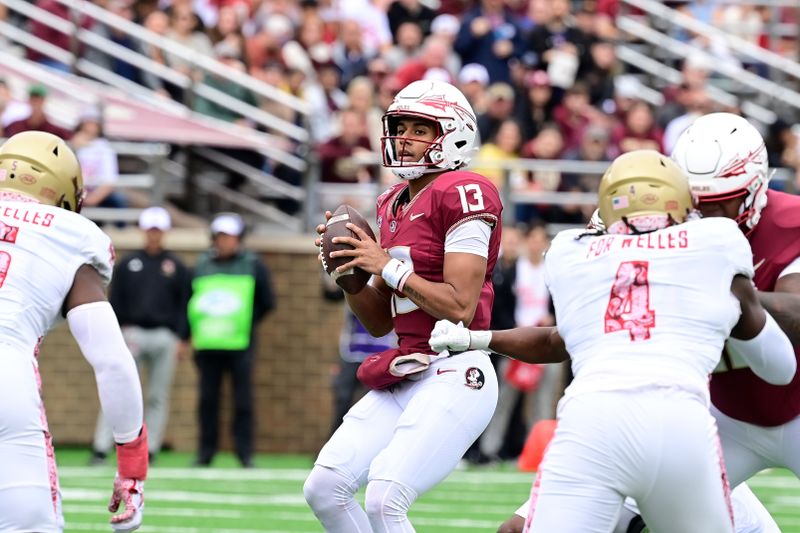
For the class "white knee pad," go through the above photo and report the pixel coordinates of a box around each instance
[304,465,358,513]
[365,479,418,533]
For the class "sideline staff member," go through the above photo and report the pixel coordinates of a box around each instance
[188,212,275,467]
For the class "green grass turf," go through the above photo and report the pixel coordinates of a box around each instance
[55,449,800,532]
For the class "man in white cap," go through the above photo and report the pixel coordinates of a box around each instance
[458,63,491,114]
[90,206,192,466]
[188,212,276,467]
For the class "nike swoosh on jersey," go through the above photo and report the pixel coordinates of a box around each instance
[437,368,457,375]
[410,213,425,221]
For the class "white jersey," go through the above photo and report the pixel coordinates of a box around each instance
[545,217,753,400]
[0,201,113,354]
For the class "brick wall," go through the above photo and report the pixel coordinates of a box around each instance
[41,231,347,454]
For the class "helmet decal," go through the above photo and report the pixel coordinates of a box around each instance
[671,113,769,232]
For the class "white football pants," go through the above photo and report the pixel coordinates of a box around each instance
[0,346,62,532]
[305,349,497,532]
[524,388,733,533]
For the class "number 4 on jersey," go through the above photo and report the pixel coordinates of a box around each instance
[604,261,655,341]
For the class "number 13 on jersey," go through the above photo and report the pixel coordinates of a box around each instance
[604,261,655,341]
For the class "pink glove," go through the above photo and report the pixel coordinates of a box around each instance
[108,476,144,532]
[110,425,148,531]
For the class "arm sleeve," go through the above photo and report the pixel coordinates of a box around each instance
[67,301,143,444]
[726,311,797,386]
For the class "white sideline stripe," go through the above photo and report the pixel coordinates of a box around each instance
[63,488,308,506]
[58,466,533,485]
[64,523,320,533]
[64,489,520,516]
[66,504,244,518]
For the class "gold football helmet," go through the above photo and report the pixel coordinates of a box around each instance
[0,131,84,212]
[598,150,693,232]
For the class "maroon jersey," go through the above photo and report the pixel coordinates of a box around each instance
[376,171,502,354]
[711,190,800,426]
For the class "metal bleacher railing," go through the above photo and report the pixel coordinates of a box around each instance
[0,0,311,230]
[618,0,800,120]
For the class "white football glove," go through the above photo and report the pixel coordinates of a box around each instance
[429,320,471,353]
[109,476,144,532]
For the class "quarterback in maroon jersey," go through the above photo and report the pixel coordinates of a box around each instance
[304,79,503,532]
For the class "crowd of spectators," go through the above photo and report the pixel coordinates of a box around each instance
[8,0,800,224]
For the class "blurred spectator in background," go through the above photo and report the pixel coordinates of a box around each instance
[474,118,525,190]
[387,0,436,40]
[0,78,30,132]
[765,119,799,191]
[27,0,93,72]
[318,108,375,185]
[519,123,565,223]
[86,0,145,85]
[394,35,455,88]
[563,124,614,188]
[345,76,383,152]
[284,10,332,78]
[553,81,604,152]
[365,56,392,91]
[477,82,516,142]
[193,41,258,123]
[140,10,174,98]
[208,5,250,68]
[527,0,592,89]
[338,0,393,57]
[458,63,491,115]
[306,60,348,143]
[71,107,126,212]
[247,14,295,82]
[464,223,523,465]
[90,207,192,465]
[480,222,556,463]
[383,21,424,71]
[585,38,620,111]
[165,3,214,83]
[321,274,397,436]
[429,13,463,74]
[5,84,72,139]
[455,0,525,84]
[188,212,276,468]
[332,19,372,88]
[612,100,663,154]
[515,69,557,140]
[663,84,713,154]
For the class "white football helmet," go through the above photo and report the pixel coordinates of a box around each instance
[671,112,769,232]
[381,79,478,180]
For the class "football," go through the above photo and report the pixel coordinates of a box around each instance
[321,204,376,294]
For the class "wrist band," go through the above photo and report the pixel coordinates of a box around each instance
[469,330,492,351]
[382,258,413,290]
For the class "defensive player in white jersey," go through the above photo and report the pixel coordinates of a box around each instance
[430,150,795,533]
[0,131,147,532]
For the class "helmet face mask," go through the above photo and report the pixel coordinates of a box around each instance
[598,150,694,235]
[0,131,84,212]
[670,112,769,233]
[381,80,478,180]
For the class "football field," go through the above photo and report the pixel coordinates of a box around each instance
[57,450,800,532]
